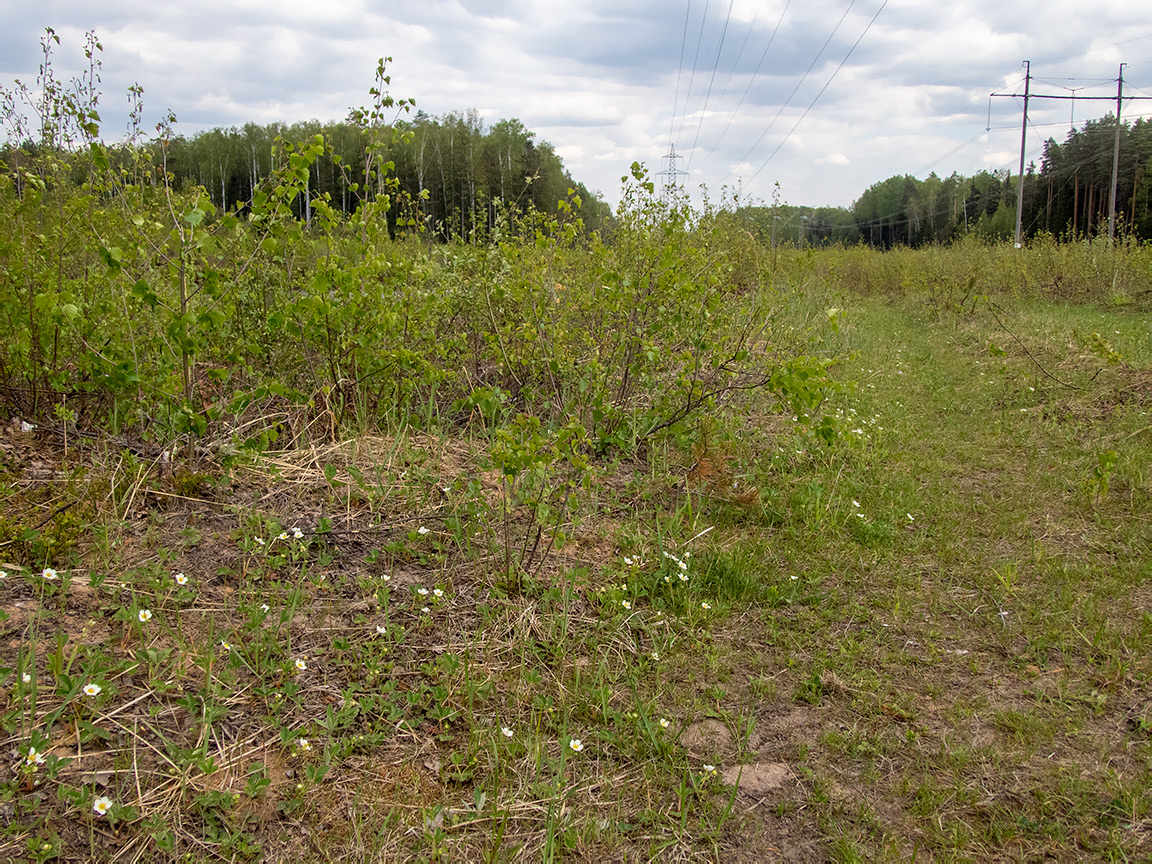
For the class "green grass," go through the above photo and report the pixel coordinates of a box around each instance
[1,260,1150,861]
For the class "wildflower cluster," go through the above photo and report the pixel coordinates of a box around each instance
[831,401,886,442]
[250,525,305,553]
[662,551,690,585]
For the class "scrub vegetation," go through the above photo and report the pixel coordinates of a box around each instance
[1,31,1150,863]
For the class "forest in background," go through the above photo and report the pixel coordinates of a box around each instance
[2,110,613,242]
[741,114,1152,248]
[138,111,614,240]
[56,108,1146,249]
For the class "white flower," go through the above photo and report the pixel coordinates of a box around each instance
[0,570,7,579]
[220,640,232,650]
[255,537,265,546]
[664,575,671,583]
[260,604,270,613]
[501,726,514,738]
[678,560,687,570]
[92,795,113,816]
[433,588,444,598]
[174,572,188,585]
[294,658,307,671]
[381,574,391,582]
[790,574,799,581]
[417,526,429,535]
[650,650,660,660]
[701,602,712,610]
[296,738,311,752]
[375,625,388,635]
[25,746,46,766]
[678,572,688,582]
[659,717,670,729]
[703,763,716,774]
[137,609,152,623]
[83,683,102,697]
[623,556,633,565]
[42,568,58,580]
[907,513,915,522]
[421,606,431,614]
[22,673,31,683]
[278,531,288,541]
[568,738,584,753]
[852,500,860,508]
[417,587,429,596]
[621,600,632,610]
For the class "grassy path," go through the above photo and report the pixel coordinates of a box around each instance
[710,296,1151,861]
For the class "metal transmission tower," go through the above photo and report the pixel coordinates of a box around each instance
[657,144,689,200]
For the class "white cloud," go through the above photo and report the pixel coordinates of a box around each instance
[4,0,1150,209]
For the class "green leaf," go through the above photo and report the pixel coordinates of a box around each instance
[98,245,123,271]
[131,280,160,310]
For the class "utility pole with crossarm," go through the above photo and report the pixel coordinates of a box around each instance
[992,62,1152,247]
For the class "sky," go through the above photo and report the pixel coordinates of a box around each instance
[3,0,1152,210]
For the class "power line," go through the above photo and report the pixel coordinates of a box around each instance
[694,0,790,172]
[912,130,989,176]
[742,0,887,194]
[668,1,692,146]
[675,0,712,146]
[685,0,735,171]
[723,0,855,186]
[839,96,1150,232]
[715,2,764,106]
[991,62,1152,243]
[1035,31,1152,66]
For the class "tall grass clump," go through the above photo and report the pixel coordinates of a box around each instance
[811,233,1151,310]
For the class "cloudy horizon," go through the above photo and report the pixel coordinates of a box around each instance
[4,1,1151,210]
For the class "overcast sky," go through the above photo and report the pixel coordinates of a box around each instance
[4,1,1152,209]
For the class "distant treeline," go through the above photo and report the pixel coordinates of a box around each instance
[148,111,611,239]
[740,115,1152,247]
[2,110,610,240]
